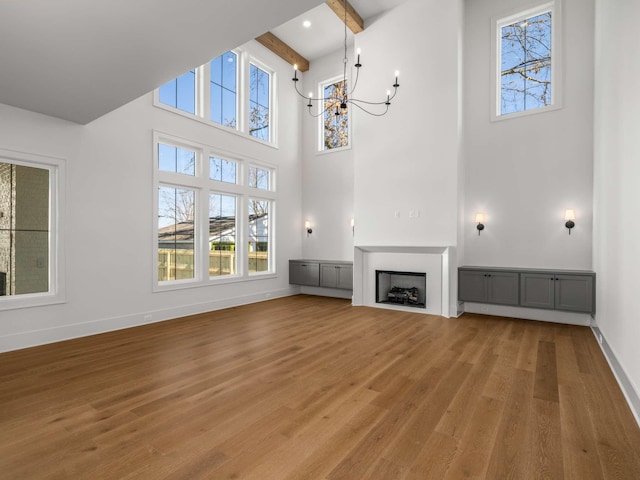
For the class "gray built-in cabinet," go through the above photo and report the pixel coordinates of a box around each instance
[289,260,353,290]
[459,266,595,314]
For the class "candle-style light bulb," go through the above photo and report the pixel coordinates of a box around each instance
[355,48,362,67]
[293,64,298,81]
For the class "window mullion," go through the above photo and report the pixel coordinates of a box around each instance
[199,64,210,121]
[238,51,248,134]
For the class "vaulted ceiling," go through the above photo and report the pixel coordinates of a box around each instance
[0,0,407,124]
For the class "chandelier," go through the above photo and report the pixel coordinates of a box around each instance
[292,0,400,117]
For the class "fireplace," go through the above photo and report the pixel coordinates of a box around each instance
[376,270,426,309]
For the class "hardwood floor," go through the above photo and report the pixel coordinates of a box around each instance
[1,295,639,479]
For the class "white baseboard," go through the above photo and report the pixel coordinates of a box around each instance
[0,287,298,353]
[590,324,640,428]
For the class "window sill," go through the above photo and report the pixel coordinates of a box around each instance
[0,293,66,312]
[154,272,277,293]
[491,103,562,122]
[153,101,279,150]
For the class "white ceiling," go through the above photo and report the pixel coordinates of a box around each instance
[272,0,409,62]
[0,0,406,124]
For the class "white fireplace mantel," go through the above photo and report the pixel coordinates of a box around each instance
[353,245,456,317]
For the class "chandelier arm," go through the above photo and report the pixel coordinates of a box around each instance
[349,85,399,105]
[347,67,361,96]
[349,101,391,117]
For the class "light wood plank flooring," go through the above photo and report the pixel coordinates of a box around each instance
[1,295,639,479]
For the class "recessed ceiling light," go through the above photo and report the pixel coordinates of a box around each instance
[303,20,311,28]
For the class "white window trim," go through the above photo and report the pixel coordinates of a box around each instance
[0,147,66,311]
[491,0,562,121]
[152,132,277,292]
[317,74,352,153]
[153,48,279,149]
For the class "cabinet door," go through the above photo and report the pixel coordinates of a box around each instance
[289,261,305,285]
[320,264,338,288]
[458,270,488,302]
[520,273,555,309]
[289,261,319,286]
[487,272,519,305]
[554,274,594,313]
[336,265,353,290]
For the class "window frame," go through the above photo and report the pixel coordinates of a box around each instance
[153,49,278,148]
[0,148,66,311]
[317,75,351,153]
[153,132,277,292]
[491,0,562,121]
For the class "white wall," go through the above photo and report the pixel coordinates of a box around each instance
[300,51,355,262]
[462,0,594,270]
[0,41,304,352]
[593,0,640,417]
[353,0,463,248]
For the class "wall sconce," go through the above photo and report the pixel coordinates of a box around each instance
[564,209,575,234]
[475,213,485,235]
[305,220,312,236]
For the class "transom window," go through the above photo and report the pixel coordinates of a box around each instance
[155,50,275,145]
[493,1,561,119]
[154,133,276,290]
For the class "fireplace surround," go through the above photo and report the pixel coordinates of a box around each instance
[353,246,454,317]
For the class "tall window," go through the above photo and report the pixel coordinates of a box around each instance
[248,199,270,274]
[155,50,275,144]
[154,133,276,289]
[159,69,196,115]
[158,186,196,281]
[209,193,237,277]
[210,51,237,128]
[249,64,270,142]
[495,2,559,118]
[0,149,65,310]
[322,78,349,150]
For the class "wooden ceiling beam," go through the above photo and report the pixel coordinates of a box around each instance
[325,0,364,34]
[255,32,310,72]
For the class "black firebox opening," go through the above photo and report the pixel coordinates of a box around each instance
[375,270,426,309]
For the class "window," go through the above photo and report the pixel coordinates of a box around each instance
[321,78,349,150]
[248,165,270,190]
[248,199,270,274]
[493,2,560,119]
[0,149,65,310]
[209,193,237,277]
[154,133,276,289]
[249,64,270,142]
[159,144,195,176]
[210,157,236,184]
[155,50,275,145]
[159,69,196,115]
[157,186,196,281]
[210,52,237,128]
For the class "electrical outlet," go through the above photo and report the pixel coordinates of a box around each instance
[144,314,152,321]
[394,211,400,218]
[598,333,603,344]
